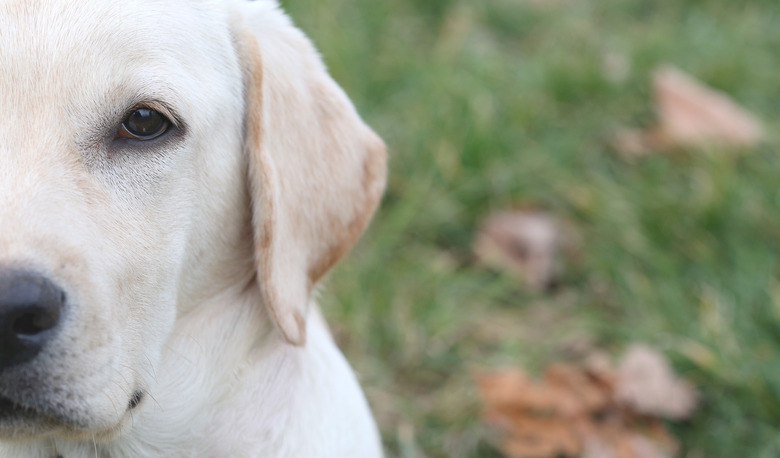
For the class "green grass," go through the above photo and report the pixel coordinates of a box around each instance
[279,0,780,456]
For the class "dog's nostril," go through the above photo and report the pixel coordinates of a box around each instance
[12,307,59,336]
[0,271,66,369]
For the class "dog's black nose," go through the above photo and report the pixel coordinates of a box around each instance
[0,271,64,370]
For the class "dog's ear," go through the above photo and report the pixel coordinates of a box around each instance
[232,3,386,346]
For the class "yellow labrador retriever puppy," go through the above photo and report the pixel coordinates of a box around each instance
[0,0,385,456]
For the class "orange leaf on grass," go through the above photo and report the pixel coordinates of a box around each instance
[474,211,560,292]
[654,66,764,149]
[615,345,697,420]
[612,65,764,157]
[476,345,696,458]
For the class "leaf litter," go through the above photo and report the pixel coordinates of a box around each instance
[476,345,697,458]
[613,65,764,157]
[473,210,562,292]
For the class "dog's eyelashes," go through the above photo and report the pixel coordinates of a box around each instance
[117,108,171,140]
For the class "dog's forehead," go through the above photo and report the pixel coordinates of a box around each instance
[0,0,236,112]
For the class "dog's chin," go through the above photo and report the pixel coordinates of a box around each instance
[0,396,60,439]
[0,396,129,442]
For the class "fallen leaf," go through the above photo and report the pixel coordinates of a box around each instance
[583,430,673,458]
[476,369,583,418]
[628,434,675,458]
[611,65,764,156]
[501,415,583,458]
[476,345,695,458]
[615,345,697,420]
[654,66,763,148]
[545,363,612,414]
[474,211,560,291]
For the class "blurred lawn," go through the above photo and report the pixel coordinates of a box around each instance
[280,0,780,456]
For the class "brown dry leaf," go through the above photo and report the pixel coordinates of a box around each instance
[476,369,584,418]
[615,345,697,420]
[544,363,612,414]
[612,65,764,156]
[474,211,560,291]
[654,66,763,148]
[583,430,674,458]
[476,346,696,458]
[501,414,583,458]
[628,434,675,458]
[477,369,586,458]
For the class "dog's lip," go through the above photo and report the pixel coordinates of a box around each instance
[0,393,91,438]
[0,388,142,433]
[0,394,48,420]
[0,391,78,427]
[0,394,30,411]
[0,393,55,432]
[0,394,68,440]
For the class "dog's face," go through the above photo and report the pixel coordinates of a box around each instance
[0,0,385,442]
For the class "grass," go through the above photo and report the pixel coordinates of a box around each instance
[279,0,780,456]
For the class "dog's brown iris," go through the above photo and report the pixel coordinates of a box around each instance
[117,108,170,140]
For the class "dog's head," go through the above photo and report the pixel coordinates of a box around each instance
[0,0,385,440]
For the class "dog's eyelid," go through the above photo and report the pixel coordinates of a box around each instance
[128,101,181,129]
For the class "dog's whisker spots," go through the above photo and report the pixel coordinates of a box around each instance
[128,391,144,410]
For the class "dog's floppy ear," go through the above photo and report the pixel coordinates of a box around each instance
[233,3,386,346]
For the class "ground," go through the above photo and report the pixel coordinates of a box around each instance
[281,0,780,456]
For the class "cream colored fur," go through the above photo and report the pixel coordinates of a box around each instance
[0,0,385,456]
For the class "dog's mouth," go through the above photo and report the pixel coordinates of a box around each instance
[0,394,59,437]
[0,393,111,441]
[0,388,145,440]
[0,395,41,418]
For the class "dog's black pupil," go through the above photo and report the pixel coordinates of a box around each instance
[125,108,167,137]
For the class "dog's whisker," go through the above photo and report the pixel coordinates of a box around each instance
[101,390,121,420]
[143,390,162,411]
[140,353,158,381]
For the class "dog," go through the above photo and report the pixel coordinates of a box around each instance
[0,0,386,456]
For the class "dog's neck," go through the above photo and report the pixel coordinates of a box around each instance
[121,284,287,454]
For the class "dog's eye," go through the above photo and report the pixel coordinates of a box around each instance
[117,108,171,140]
